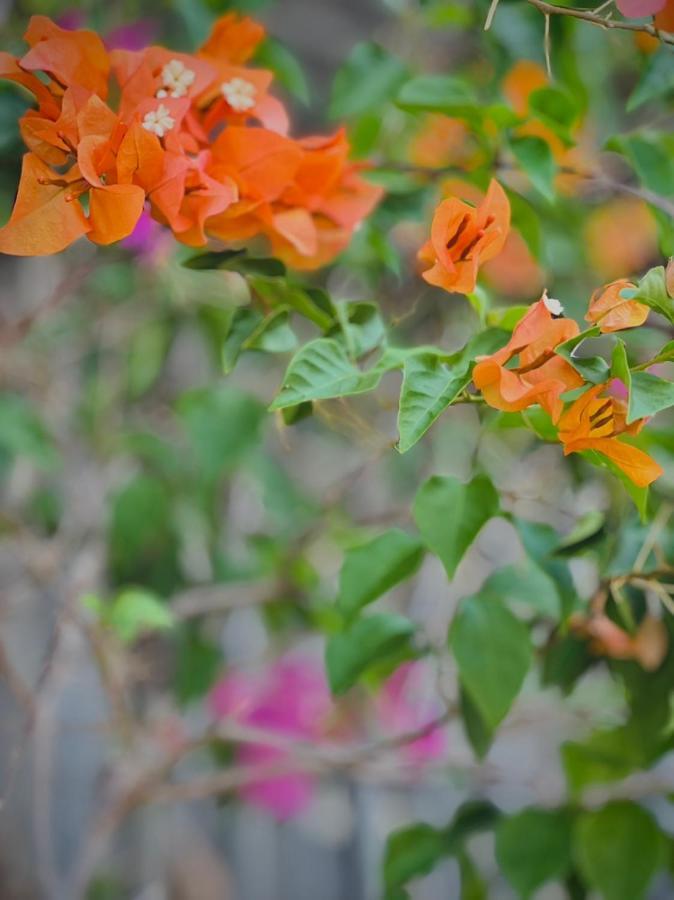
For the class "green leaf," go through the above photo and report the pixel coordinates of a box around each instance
[0,393,58,469]
[174,624,221,705]
[510,136,557,201]
[397,329,506,453]
[126,320,171,397]
[397,352,472,453]
[182,248,286,277]
[243,307,297,354]
[325,613,415,695]
[177,385,265,480]
[626,266,674,324]
[450,592,532,730]
[383,823,447,890]
[104,588,174,643]
[269,340,397,409]
[628,371,674,423]
[336,529,425,620]
[628,49,674,111]
[330,42,408,119]
[396,74,477,116]
[108,475,181,595]
[248,276,335,330]
[332,300,386,359]
[481,561,560,617]
[528,85,578,143]
[514,519,579,615]
[496,808,573,898]
[611,338,631,388]
[256,38,310,104]
[383,801,499,890]
[460,687,494,759]
[555,326,609,384]
[413,474,499,579]
[574,802,662,900]
[554,510,606,555]
[458,851,488,900]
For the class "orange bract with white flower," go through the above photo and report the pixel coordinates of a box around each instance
[0,13,380,266]
[472,295,583,422]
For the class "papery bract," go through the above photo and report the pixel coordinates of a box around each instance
[586,278,648,333]
[557,383,662,487]
[418,179,510,295]
[473,295,583,422]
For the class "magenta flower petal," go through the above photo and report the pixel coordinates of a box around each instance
[616,0,665,16]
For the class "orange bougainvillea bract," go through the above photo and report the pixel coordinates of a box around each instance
[557,382,662,487]
[417,178,510,295]
[472,294,583,422]
[0,14,381,266]
[585,278,649,333]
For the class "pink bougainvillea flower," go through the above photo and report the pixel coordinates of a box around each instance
[375,662,447,767]
[209,656,333,820]
[616,0,665,16]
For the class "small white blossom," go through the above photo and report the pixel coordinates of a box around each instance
[221,77,257,112]
[543,292,564,317]
[158,59,196,99]
[142,105,175,138]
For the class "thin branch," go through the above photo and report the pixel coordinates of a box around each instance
[525,0,674,46]
[485,0,502,30]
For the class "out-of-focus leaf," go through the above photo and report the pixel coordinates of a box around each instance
[396,74,477,116]
[383,801,499,891]
[336,529,425,619]
[450,591,532,730]
[0,394,58,469]
[256,37,310,104]
[177,386,265,480]
[325,613,415,694]
[330,42,408,119]
[510,136,557,201]
[628,49,674,111]
[574,802,662,900]
[496,808,573,898]
[413,474,499,578]
[108,475,181,595]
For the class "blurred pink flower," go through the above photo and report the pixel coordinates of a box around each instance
[376,662,447,766]
[209,656,332,820]
[121,209,172,265]
[56,11,158,50]
[106,20,158,51]
[209,655,447,819]
[615,0,665,15]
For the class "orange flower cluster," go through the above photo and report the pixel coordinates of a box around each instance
[0,15,382,266]
[417,180,659,487]
[472,288,660,487]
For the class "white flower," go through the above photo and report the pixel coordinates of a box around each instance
[142,105,176,138]
[158,59,196,99]
[221,77,256,112]
[543,291,564,317]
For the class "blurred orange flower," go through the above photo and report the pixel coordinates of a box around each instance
[584,198,658,281]
[473,294,583,421]
[418,179,510,294]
